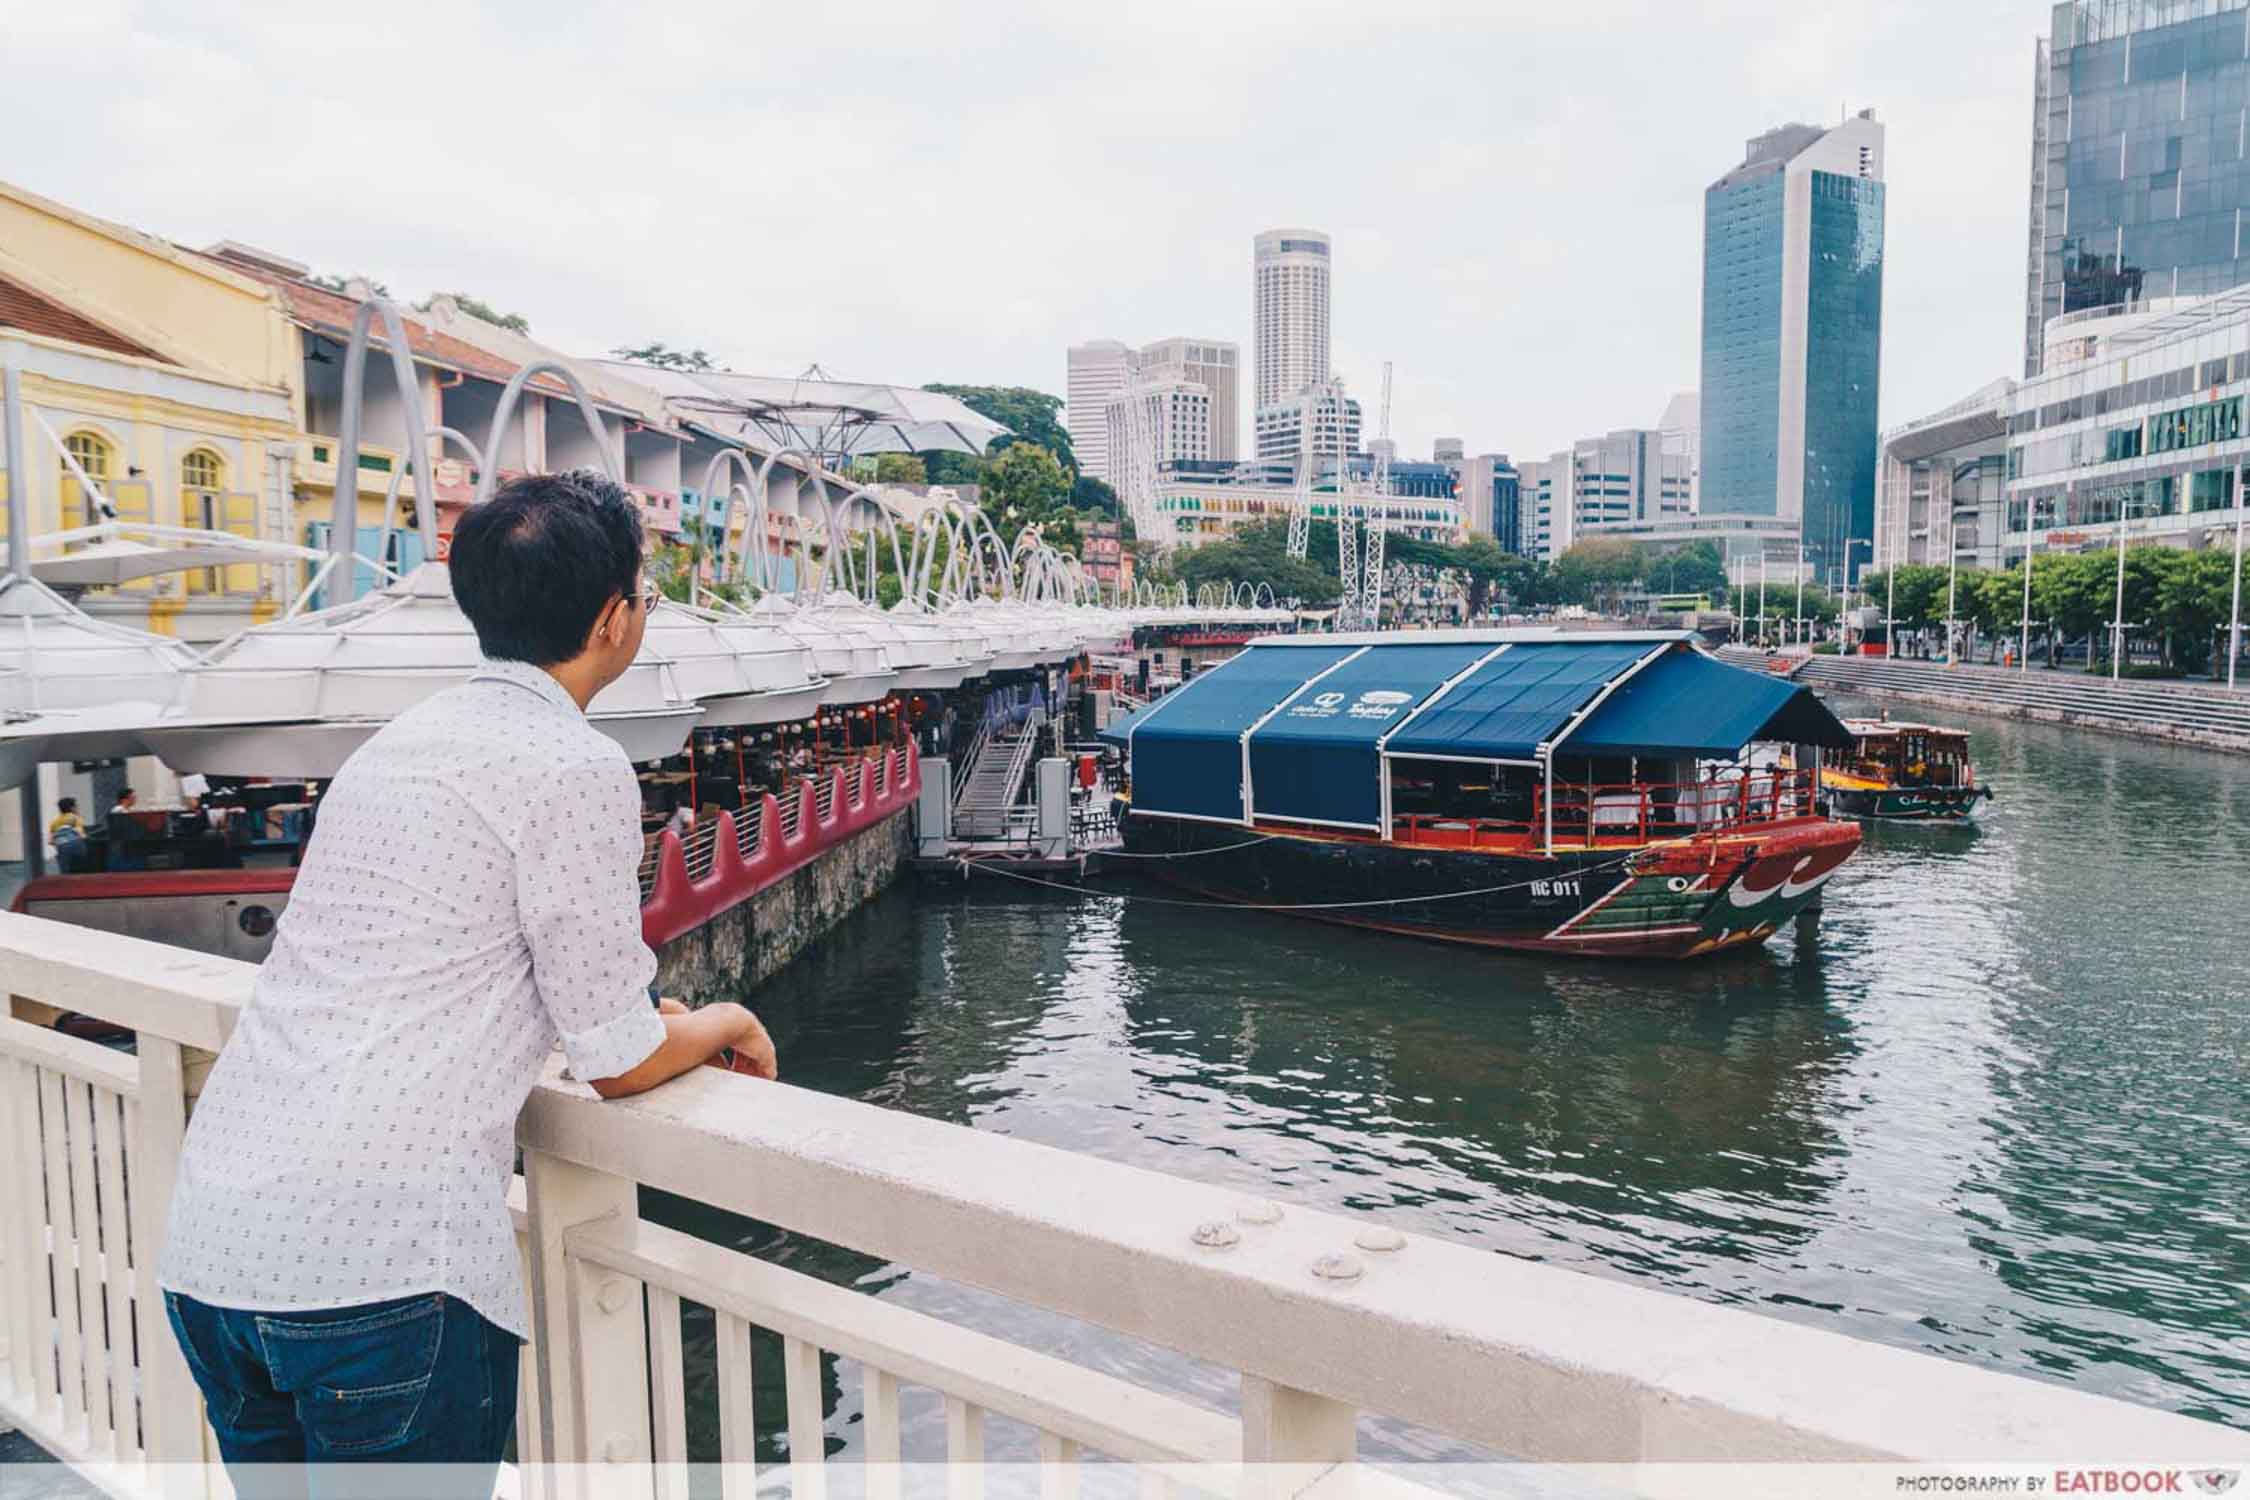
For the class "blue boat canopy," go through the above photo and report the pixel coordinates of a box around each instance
[1381,640,1660,762]
[1245,641,1495,828]
[1567,647,1855,758]
[1126,642,1358,821]
[1113,633,1853,829]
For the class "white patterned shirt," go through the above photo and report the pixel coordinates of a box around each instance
[160,658,666,1338]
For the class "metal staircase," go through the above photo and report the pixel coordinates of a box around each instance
[954,706,1047,838]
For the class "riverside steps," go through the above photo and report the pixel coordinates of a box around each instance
[1716,646,2250,752]
[3,913,2247,1498]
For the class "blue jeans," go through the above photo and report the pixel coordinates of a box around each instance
[164,1290,520,1500]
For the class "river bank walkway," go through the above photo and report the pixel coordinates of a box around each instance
[1716,646,2250,753]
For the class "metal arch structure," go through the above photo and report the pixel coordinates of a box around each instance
[731,445,824,596]
[474,360,626,502]
[379,424,486,546]
[329,297,440,602]
[1113,373,1166,546]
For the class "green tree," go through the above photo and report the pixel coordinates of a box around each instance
[418,292,530,335]
[1646,540,1728,599]
[980,443,1073,548]
[2154,546,2242,673]
[610,342,715,371]
[921,385,1074,473]
[1072,474,1120,514]
[872,453,928,486]
[1175,534,1340,608]
[1551,537,1642,609]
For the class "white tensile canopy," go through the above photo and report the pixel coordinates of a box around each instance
[589,362,1009,461]
[0,571,202,789]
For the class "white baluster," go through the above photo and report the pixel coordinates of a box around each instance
[714,1311,756,1500]
[646,1289,689,1500]
[782,1334,827,1500]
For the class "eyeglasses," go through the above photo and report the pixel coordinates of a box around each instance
[632,583,663,612]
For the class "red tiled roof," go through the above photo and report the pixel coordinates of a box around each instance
[199,252,674,431]
[0,273,164,361]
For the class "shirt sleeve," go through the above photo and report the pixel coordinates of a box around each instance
[515,753,666,1081]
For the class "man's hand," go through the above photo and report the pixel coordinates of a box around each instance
[710,1010,777,1080]
[656,996,688,1015]
[588,1001,778,1099]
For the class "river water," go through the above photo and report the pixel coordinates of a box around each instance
[658,695,2250,1459]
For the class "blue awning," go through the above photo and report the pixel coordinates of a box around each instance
[1128,643,1359,821]
[1245,642,1495,828]
[1383,640,1662,762]
[1095,696,1161,748]
[1565,648,1855,757]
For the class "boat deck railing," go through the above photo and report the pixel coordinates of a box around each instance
[635,747,895,903]
[1393,768,1820,853]
[1830,755,1975,790]
[0,915,2241,1496]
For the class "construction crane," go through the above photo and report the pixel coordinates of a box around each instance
[1285,383,1316,561]
[1360,361,1394,628]
[1333,362,1394,630]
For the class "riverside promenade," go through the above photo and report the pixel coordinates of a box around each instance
[1717,646,2250,753]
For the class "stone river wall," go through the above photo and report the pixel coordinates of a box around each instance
[654,809,912,1000]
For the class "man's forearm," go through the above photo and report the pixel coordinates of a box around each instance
[589,1003,765,1099]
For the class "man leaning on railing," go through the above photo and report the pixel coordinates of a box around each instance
[155,472,778,1499]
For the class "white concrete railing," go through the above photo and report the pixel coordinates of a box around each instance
[2,912,2246,1500]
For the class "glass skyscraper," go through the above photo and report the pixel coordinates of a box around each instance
[2026,0,2250,376]
[1698,112,1887,584]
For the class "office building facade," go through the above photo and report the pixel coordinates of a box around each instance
[1253,228,1332,413]
[1105,376,1215,490]
[1459,453,1524,554]
[2007,283,2250,558]
[1138,337,1240,460]
[1877,379,2015,574]
[1065,340,1134,486]
[1699,111,1886,584]
[1518,429,1695,561]
[1254,382,1361,465]
[1657,391,1701,512]
[2025,0,2250,377]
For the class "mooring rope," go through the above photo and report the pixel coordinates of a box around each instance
[1091,834,1279,858]
[952,849,1646,912]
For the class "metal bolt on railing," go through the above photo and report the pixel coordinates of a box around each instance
[597,1277,632,1314]
[1354,1227,1406,1254]
[1311,1252,1363,1283]
[1236,1199,1284,1226]
[1192,1220,1242,1249]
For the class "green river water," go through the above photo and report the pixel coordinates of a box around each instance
[652,694,2250,1460]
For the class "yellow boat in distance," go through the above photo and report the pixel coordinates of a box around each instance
[1818,717,1993,822]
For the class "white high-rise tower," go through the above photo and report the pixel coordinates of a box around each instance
[1065,340,1135,485]
[1253,228,1331,415]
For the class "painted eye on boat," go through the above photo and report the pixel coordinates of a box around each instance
[1666,877,1691,893]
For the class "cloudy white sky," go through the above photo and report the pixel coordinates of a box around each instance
[12,0,2042,462]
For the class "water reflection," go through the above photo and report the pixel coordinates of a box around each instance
[653,696,2250,1459]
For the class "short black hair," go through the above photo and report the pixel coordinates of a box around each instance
[451,471,645,665]
[57,797,76,813]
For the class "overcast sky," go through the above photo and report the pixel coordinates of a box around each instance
[12,0,2043,462]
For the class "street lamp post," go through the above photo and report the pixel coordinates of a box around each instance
[2020,537,2036,674]
[1758,551,1769,647]
[2231,462,2248,690]
[1944,497,1960,667]
[2111,487,2131,683]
